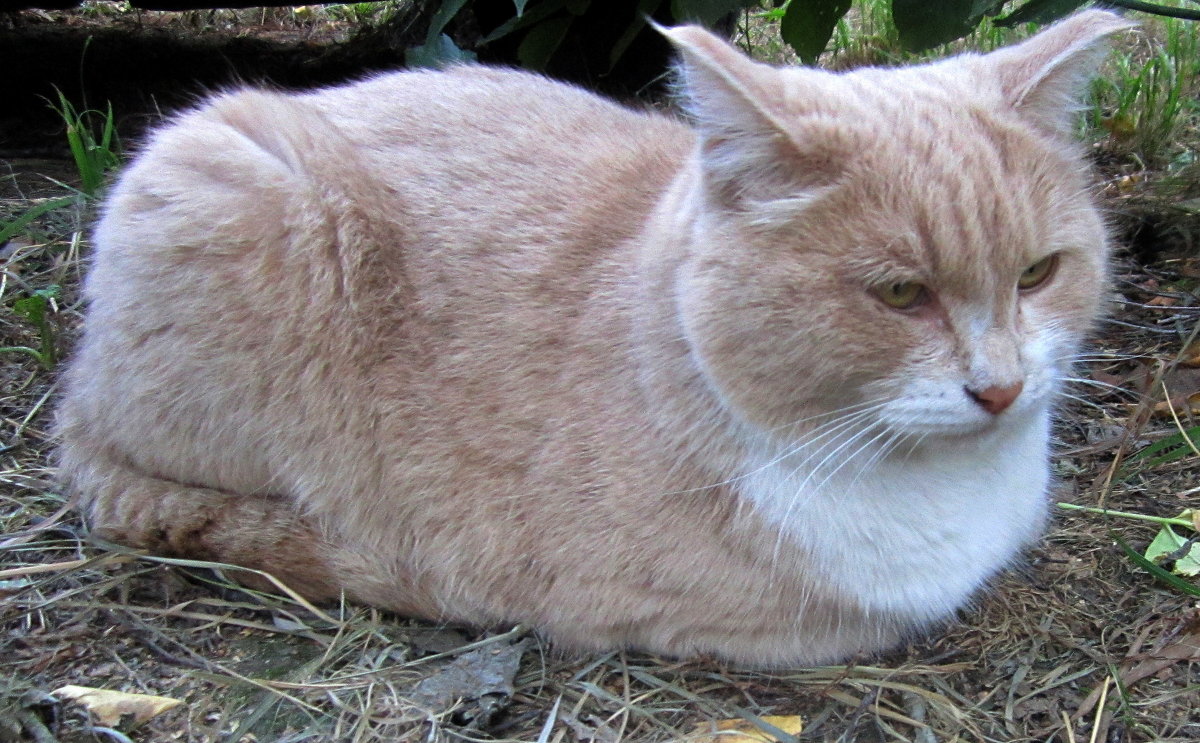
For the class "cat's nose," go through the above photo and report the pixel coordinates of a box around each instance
[966,381,1024,415]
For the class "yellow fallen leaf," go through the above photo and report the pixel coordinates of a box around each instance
[1151,392,1200,418]
[1180,341,1200,369]
[52,685,182,727]
[690,715,804,742]
[1147,294,1180,307]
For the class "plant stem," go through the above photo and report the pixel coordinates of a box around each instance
[1057,502,1194,529]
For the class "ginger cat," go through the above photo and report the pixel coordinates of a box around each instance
[57,11,1131,667]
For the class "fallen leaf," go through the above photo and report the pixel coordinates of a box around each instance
[1180,341,1200,369]
[1150,392,1200,418]
[1145,525,1200,577]
[691,715,804,742]
[51,685,182,727]
[407,638,529,712]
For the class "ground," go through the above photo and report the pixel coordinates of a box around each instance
[1,4,1198,742]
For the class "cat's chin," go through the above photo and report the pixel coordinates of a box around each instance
[888,414,1038,446]
[896,415,1011,439]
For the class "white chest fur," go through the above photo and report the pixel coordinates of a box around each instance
[738,410,1052,623]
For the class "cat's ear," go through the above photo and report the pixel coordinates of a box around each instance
[985,10,1135,138]
[659,25,849,213]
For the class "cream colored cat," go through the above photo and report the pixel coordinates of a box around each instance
[57,11,1131,667]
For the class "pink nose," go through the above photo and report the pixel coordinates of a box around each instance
[966,382,1024,415]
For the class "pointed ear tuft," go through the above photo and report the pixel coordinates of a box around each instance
[657,24,791,147]
[986,9,1136,138]
[658,24,850,214]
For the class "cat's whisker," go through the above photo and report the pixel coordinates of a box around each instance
[755,401,887,475]
[899,433,930,467]
[811,426,897,492]
[1097,317,1180,334]
[1067,351,1147,362]
[648,399,891,499]
[847,430,911,490]
[1059,376,1142,399]
[1056,392,1111,412]
[767,397,890,434]
[770,411,884,484]
[764,418,887,564]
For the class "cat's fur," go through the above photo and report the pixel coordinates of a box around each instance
[57,11,1132,667]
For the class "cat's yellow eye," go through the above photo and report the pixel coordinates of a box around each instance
[1018,254,1058,291]
[875,281,928,310]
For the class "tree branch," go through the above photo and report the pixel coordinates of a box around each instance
[1097,0,1200,20]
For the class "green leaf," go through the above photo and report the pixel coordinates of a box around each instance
[1115,534,1200,597]
[671,0,752,27]
[892,0,1001,52]
[780,0,853,65]
[9,287,58,370]
[406,34,478,69]
[995,0,1089,27]
[12,294,47,327]
[480,0,571,45]
[517,16,574,70]
[424,0,471,43]
[1145,525,1200,577]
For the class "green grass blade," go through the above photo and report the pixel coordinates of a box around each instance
[0,196,77,244]
[1114,534,1200,597]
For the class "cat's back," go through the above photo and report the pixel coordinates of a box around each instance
[136,65,691,227]
[302,66,694,253]
[96,65,692,301]
[66,64,693,508]
[310,65,686,164]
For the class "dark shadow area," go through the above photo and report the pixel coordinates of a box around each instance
[1,10,431,156]
[1,4,683,157]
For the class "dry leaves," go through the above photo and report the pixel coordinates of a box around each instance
[690,715,804,742]
[51,685,182,727]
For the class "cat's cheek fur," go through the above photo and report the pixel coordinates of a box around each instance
[674,242,905,430]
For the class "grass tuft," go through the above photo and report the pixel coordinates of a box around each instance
[50,89,120,200]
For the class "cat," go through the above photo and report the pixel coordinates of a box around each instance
[56,10,1132,668]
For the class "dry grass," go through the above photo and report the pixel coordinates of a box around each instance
[3,7,1200,742]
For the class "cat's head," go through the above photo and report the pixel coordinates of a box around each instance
[661,11,1133,441]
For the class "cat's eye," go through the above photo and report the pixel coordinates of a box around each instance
[1018,254,1059,291]
[875,281,928,310]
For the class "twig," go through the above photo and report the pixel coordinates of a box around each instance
[86,728,134,743]
[1098,0,1200,20]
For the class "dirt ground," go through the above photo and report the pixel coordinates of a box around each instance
[2,6,1199,743]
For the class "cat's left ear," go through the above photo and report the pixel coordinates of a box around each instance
[985,9,1136,138]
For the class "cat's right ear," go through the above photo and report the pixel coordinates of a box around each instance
[659,25,850,216]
